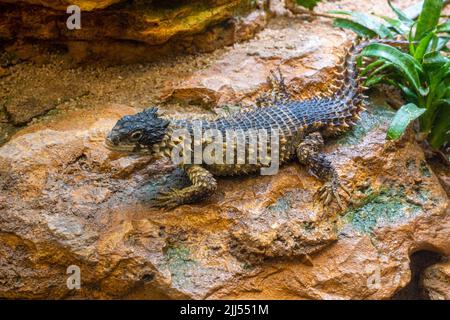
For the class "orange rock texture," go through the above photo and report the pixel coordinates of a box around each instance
[422,258,450,300]
[0,0,448,299]
[0,0,266,62]
[0,99,448,299]
[0,0,124,11]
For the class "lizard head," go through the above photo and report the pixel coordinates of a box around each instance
[105,107,170,155]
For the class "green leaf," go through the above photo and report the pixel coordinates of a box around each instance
[356,55,364,68]
[362,43,424,94]
[434,78,450,100]
[295,0,322,10]
[378,15,410,34]
[387,103,426,140]
[429,100,450,148]
[435,36,450,51]
[414,32,435,60]
[408,21,417,56]
[421,62,450,131]
[427,34,447,52]
[368,61,394,78]
[365,74,386,87]
[418,86,430,96]
[423,51,450,70]
[429,61,450,89]
[333,18,377,38]
[387,0,414,24]
[400,84,420,104]
[382,79,419,104]
[360,60,385,76]
[437,21,450,33]
[330,10,393,38]
[414,0,443,41]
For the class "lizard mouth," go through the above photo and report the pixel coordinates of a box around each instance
[104,138,146,154]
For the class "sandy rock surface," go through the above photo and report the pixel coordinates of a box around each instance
[422,258,450,300]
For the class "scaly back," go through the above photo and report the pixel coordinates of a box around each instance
[174,39,407,137]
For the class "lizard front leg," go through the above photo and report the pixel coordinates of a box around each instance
[256,68,290,108]
[154,165,217,209]
[296,132,351,209]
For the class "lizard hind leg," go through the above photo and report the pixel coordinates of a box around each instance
[296,132,351,210]
[154,165,217,210]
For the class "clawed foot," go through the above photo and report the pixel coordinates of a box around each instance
[268,68,287,89]
[315,175,352,210]
[153,188,185,210]
[256,67,290,108]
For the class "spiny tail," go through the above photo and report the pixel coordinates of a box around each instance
[334,38,410,96]
[325,38,411,126]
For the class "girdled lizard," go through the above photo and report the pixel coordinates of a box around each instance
[105,39,404,210]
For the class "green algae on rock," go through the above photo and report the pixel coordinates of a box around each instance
[163,245,198,289]
[342,188,422,234]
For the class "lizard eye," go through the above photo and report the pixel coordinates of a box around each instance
[130,130,143,141]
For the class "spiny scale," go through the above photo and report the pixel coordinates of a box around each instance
[139,38,416,209]
[167,39,409,176]
[184,43,364,129]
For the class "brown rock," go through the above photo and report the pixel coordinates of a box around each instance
[0,0,124,11]
[2,62,90,124]
[429,157,450,196]
[0,93,448,299]
[1,0,446,300]
[167,18,345,108]
[421,258,450,300]
[0,1,255,45]
[234,9,268,42]
[0,67,10,78]
[0,1,268,63]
